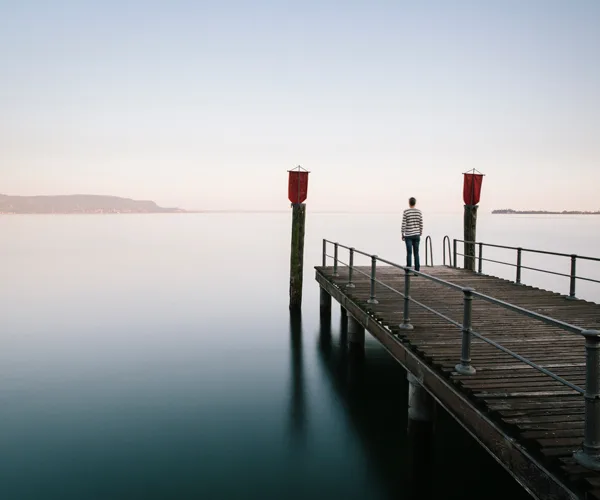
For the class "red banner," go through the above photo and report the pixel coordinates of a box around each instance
[463,173,483,205]
[288,171,309,204]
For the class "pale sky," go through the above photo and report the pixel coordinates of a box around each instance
[1,0,599,212]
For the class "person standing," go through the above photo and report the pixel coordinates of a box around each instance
[401,197,423,272]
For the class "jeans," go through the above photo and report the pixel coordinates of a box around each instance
[405,236,421,271]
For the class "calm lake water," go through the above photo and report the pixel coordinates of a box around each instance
[0,213,599,500]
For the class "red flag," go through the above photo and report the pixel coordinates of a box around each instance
[288,171,309,204]
[463,173,483,205]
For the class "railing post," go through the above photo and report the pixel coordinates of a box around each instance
[333,242,339,276]
[569,255,577,299]
[322,239,327,267]
[516,248,522,284]
[455,288,476,375]
[478,243,483,274]
[574,330,600,470]
[367,255,379,304]
[347,248,356,288]
[453,239,458,268]
[399,268,414,330]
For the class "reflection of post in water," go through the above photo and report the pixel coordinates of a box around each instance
[406,372,435,499]
[289,310,306,441]
[337,307,349,385]
[318,301,332,364]
[340,303,348,328]
[347,314,365,389]
[339,306,348,344]
[348,314,365,347]
[320,286,332,316]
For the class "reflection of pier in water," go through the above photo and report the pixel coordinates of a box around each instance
[312,307,429,500]
[297,306,535,500]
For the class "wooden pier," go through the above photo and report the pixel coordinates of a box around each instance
[316,254,600,500]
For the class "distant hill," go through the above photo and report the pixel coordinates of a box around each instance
[0,194,185,214]
[492,209,600,215]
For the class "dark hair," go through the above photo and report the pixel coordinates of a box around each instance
[409,197,416,207]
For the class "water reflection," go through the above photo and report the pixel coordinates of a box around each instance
[312,308,535,500]
[316,309,408,500]
[406,420,434,499]
[289,310,306,443]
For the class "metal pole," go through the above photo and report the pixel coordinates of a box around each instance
[443,236,449,266]
[367,255,379,304]
[569,255,577,299]
[574,330,600,470]
[333,243,339,277]
[516,248,522,284]
[347,248,355,288]
[322,239,327,267]
[478,243,483,274]
[455,288,476,375]
[399,267,414,330]
[453,240,457,268]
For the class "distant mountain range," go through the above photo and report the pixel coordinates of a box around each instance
[492,209,600,215]
[0,194,185,214]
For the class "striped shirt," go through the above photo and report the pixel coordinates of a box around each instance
[402,208,423,237]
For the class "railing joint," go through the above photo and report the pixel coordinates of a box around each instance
[574,329,600,470]
[456,286,476,375]
[367,254,379,304]
[333,242,339,276]
[398,267,414,330]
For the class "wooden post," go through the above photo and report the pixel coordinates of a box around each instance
[348,314,365,346]
[464,204,478,271]
[289,203,306,309]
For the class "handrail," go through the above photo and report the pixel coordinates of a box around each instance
[322,239,587,335]
[425,235,434,267]
[454,239,600,262]
[447,237,600,299]
[320,238,600,470]
[443,235,453,267]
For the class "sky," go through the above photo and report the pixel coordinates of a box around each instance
[1,0,599,212]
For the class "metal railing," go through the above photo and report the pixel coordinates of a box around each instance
[443,235,453,267]
[425,235,434,267]
[443,238,600,299]
[321,239,600,471]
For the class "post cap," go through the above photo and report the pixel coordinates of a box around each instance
[462,287,476,294]
[581,329,600,338]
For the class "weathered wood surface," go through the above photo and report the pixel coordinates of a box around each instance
[464,205,478,270]
[289,203,306,309]
[316,264,600,500]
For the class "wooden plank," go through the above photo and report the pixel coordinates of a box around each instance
[316,264,600,500]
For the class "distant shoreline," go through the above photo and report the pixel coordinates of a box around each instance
[0,194,184,214]
[492,209,600,215]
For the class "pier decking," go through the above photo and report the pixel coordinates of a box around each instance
[316,263,600,500]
